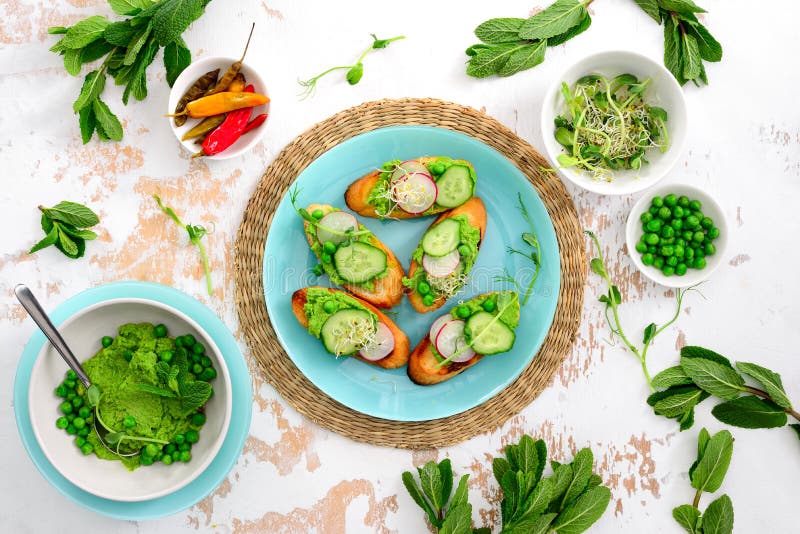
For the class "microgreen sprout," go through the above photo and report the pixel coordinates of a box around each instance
[493,193,542,305]
[298,34,405,99]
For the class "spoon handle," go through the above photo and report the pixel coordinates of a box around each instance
[14,284,91,388]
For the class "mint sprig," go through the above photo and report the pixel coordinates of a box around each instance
[672,428,735,534]
[30,201,100,259]
[48,0,209,143]
[650,346,800,433]
[402,435,611,534]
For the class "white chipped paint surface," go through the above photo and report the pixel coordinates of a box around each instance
[1,0,799,532]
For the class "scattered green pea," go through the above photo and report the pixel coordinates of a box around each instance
[162,455,174,465]
[321,252,332,264]
[678,196,690,208]
[312,209,324,220]
[640,212,653,224]
[422,294,435,306]
[635,241,647,253]
[457,244,471,256]
[180,451,192,463]
[664,194,678,207]
[704,243,716,256]
[191,413,206,427]
[676,263,688,276]
[101,336,113,348]
[67,370,77,380]
[60,401,73,415]
[160,350,174,363]
[645,233,660,246]
[646,219,662,232]
[78,426,90,437]
[200,367,217,381]
[482,299,496,312]
[708,227,720,239]
[192,343,205,355]
[123,415,136,428]
[56,417,69,429]
[456,305,471,319]
[186,429,200,444]
[651,196,664,208]
[417,281,430,295]
[323,241,337,254]
[662,265,675,276]
[174,433,185,445]
[657,207,671,220]
[124,349,133,362]
[193,363,204,375]
[312,264,324,276]
[80,443,94,455]
[153,324,167,338]
[66,424,77,435]
[75,436,86,448]
[688,200,702,211]
[200,356,212,368]
[64,379,76,390]
[641,253,654,266]
[322,300,336,313]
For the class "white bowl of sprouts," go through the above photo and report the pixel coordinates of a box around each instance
[540,50,688,195]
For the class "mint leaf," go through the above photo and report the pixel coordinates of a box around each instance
[41,201,99,228]
[697,427,710,458]
[548,463,573,511]
[642,322,657,345]
[634,0,661,22]
[657,0,706,15]
[29,225,59,253]
[402,471,439,527]
[711,395,788,429]
[680,356,745,400]
[690,430,733,493]
[122,36,158,104]
[59,224,98,241]
[59,15,109,49]
[681,31,702,80]
[48,26,68,35]
[686,22,722,62]
[439,502,472,534]
[109,0,154,15]
[791,424,800,441]
[514,477,551,521]
[672,504,701,534]
[73,70,106,113]
[562,448,592,507]
[87,384,101,407]
[64,49,82,76]
[506,512,557,534]
[80,39,114,64]
[551,485,611,534]
[466,43,523,78]
[438,458,454,509]
[589,258,606,277]
[103,20,137,46]
[513,434,539,474]
[653,387,707,417]
[681,346,734,370]
[546,11,591,46]
[519,0,586,40]
[450,473,470,509]
[663,15,685,85]
[474,18,526,43]
[179,379,212,414]
[419,460,444,516]
[57,225,80,257]
[151,0,208,46]
[701,494,734,534]
[123,23,153,66]
[735,362,792,409]
[91,98,123,141]
[498,40,547,77]
[534,439,547,482]
[134,383,177,398]
[652,366,693,388]
[493,457,512,486]
[164,38,191,86]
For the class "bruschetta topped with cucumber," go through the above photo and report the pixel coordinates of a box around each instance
[408,291,520,385]
[403,197,487,313]
[292,191,405,308]
[292,287,410,369]
[345,156,477,219]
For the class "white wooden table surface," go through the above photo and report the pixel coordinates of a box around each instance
[1,0,798,532]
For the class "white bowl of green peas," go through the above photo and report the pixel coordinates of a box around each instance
[626,184,728,288]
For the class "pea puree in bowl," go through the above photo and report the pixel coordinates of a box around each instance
[28,298,232,502]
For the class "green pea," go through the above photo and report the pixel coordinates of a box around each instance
[647,245,656,254]
[200,356,212,368]
[123,415,136,428]
[661,237,675,245]
[312,209,324,220]
[417,282,431,295]
[80,443,94,455]
[192,343,205,355]
[73,417,86,429]
[172,450,181,461]
[640,212,653,224]
[676,238,686,247]
[124,349,133,362]
[648,206,659,216]
[323,241,337,254]
[66,370,77,380]
[191,413,206,427]
[321,252,332,264]
[174,434,186,445]
[704,243,716,256]
[685,216,699,229]
[160,350,174,363]
[641,253,655,266]
[682,230,694,241]
[635,241,647,253]
[482,299,496,312]
[693,231,705,243]
[685,247,695,260]
[457,244,471,256]
[456,305,471,319]
[676,263,688,276]
[662,265,675,276]
[688,200,702,211]
[653,257,664,269]
[64,379,76,390]
[312,264,324,276]
[56,417,69,429]
[645,233,660,246]
[670,218,683,231]
[153,324,167,338]
[66,424,77,435]
[186,429,200,444]
[646,219,662,232]
[422,294,435,306]
[695,249,705,260]
[431,162,446,175]
[66,413,75,422]
[60,401,73,415]
[678,196,690,208]
[180,451,192,463]
[78,406,91,418]
[78,426,90,437]
[692,210,704,221]
[674,245,685,258]
[664,194,678,207]
[55,385,68,398]
[671,206,684,219]
[165,443,177,454]
[322,300,336,313]
[700,217,714,229]
[101,336,113,348]
[193,363,204,375]
[162,455,174,465]
[661,226,675,238]
[666,256,678,267]
[657,207,671,220]
[199,368,217,381]
[66,391,76,401]
[660,245,674,257]
[651,196,664,208]
[694,257,707,269]
[708,227,720,239]
[140,455,154,466]
[178,442,191,452]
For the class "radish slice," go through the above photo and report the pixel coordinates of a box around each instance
[429,314,452,344]
[391,172,437,214]
[391,160,429,182]
[422,250,460,278]
[316,211,358,245]
[434,320,476,362]
[358,322,394,361]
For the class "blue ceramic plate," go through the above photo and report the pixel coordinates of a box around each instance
[13,281,252,520]
[264,126,560,421]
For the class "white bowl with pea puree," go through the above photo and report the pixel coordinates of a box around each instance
[28,298,232,502]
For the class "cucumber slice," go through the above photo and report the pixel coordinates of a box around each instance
[320,309,375,355]
[435,165,474,208]
[333,242,387,283]
[421,219,460,257]
[465,311,516,355]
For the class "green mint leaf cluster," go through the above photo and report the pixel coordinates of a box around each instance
[632,0,722,86]
[466,0,592,78]
[30,201,100,259]
[149,344,213,416]
[650,346,799,433]
[48,0,212,143]
[403,435,611,534]
[672,428,734,534]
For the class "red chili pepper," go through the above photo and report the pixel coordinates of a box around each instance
[241,113,267,135]
[201,85,255,156]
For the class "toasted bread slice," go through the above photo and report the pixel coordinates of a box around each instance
[407,336,483,385]
[345,156,475,219]
[304,203,404,309]
[291,287,410,369]
[407,197,488,313]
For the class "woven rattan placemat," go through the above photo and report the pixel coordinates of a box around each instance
[234,98,585,448]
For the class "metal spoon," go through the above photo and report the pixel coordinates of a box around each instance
[15,284,138,457]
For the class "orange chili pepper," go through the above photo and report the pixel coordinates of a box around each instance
[169,92,269,118]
